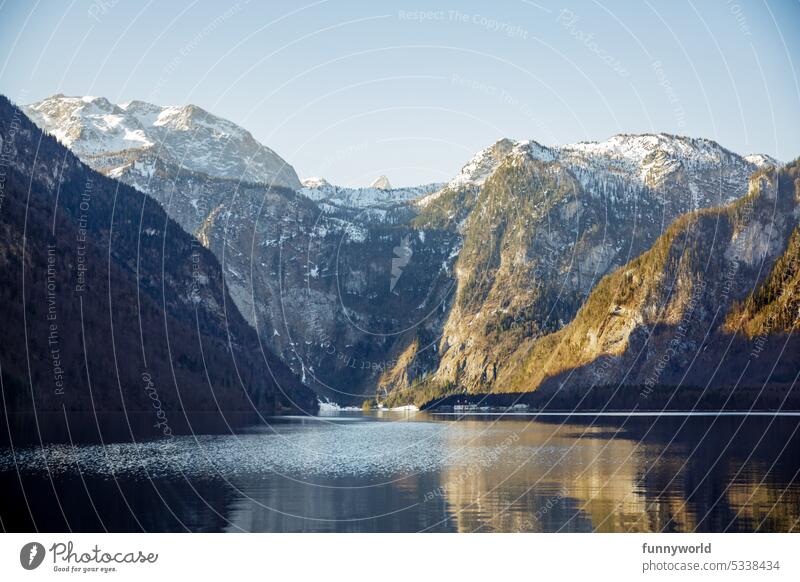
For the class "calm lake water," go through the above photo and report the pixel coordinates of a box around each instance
[1,411,799,532]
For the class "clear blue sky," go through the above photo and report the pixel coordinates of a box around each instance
[1,0,798,186]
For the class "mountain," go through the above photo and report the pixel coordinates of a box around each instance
[745,153,781,168]
[20,95,454,402]
[23,95,785,406]
[298,180,443,221]
[380,134,778,402]
[301,177,331,189]
[0,95,317,417]
[370,175,392,190]
[24,94,302,189]
[479,160,800,410]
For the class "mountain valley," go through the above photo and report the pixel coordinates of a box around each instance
[17,93,797,410]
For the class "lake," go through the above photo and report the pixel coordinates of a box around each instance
[1,410,799,532]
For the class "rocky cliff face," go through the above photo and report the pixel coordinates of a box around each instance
[194,181,460,402]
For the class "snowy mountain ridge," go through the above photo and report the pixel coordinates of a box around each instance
[299,180,444,210]
[24,94,301,189]
[421,132,779,211]
[25,95,779,212]
[456,133,778,185]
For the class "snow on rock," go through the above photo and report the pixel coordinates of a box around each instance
[301,176,331,188]
[447,138,516,189]
[24,94,301,189]
[439,138,556,197]
[429,133,763,213]
[298,181,443,211]
[370,175,392,189]
[744,153,781,168]
[558,133,750,178]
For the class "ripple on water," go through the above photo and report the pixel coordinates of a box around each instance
[0,420,557,480]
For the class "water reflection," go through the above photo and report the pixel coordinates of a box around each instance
[437,419,654,532]
[432,415,800,533]
[0,412,798,532]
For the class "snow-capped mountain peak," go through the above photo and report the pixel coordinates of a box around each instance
[299,180,443,214]
[447,138,517,189]
[24,94,301,189]
[428,132,765,214]
[744,153,781,168]
[556,133,764,206]
[558,133,746,169]
[302,177,331,189]
[25,94,151,154]
[444,138,556,191]
[370,175,392,190]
